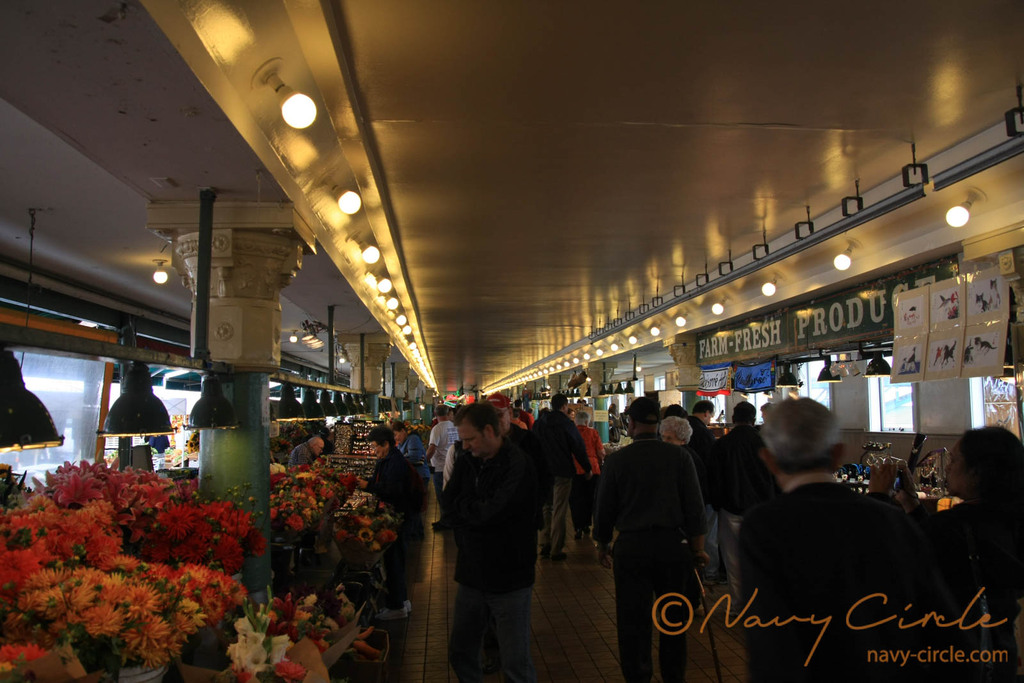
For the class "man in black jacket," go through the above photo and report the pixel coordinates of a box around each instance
[687,399,720,581]
[443,402,539,683]
[532,393,591,560]
[707,401,777,610]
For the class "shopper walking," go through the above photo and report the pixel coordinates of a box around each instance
[533,393,591,560]
[687,399,721,581]
[427,404,458,527]
[444,402,539,683]
[594,397,707,683]
[570,410,604,538]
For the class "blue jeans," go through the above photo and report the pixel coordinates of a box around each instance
[432,471,445,513]
[449,584,536,683]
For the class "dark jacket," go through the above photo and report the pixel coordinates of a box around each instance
[532,409,591,478]
[510,423,551,529]
[740,483,972,683]
[441,439,539,593]
[707,424,777,514]
[367,447,415,514]
[686,415,716,465]
[593,433,706,546]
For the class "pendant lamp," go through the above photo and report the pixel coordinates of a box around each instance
[0,349,64,452]
[817,359,842,383]
[624,381,635,395]
[776,364,800,388]
[100,361,173,437]
[277,384,305,422]
[334,390,349,416]
[302,387,324,420]
[345,392,359,414]
[188,374,239,430]
[863,353,892,378]
[319,389,338,418]
[614,382,626,394]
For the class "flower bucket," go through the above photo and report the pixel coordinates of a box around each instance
[118,664,168,683]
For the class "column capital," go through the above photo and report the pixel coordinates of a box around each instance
[669,333,700,392]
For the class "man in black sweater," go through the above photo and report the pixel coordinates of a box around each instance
[443,402,539,683]
[594,397,707,683]
[707,401,778,611]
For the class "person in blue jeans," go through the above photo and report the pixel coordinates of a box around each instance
[393,420,428,539]
[442,402,539,683]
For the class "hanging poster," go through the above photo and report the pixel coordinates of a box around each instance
[891,335,926,384]
[961,321,1007,379]
[966,268,1009,325]
[929,277,964,330]
[733,360,774,392]
[894,285,930,337]
[698,362,732,397]
[925,328,964,382]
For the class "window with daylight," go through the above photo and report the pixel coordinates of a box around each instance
[786,359,832,410]
[868,375,915,432]
[653,375,666,391]
[969,376,1020,437]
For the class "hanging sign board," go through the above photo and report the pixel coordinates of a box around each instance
[733,360,774,392]
[696,257,958,363]
[698,362,732,396]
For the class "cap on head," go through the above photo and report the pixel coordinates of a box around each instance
[625,397,660,425]
[486,393,512,411]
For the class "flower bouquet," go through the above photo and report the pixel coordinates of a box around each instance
[331,494,402,568]
[0,497,246,677]
[265,584,358,654]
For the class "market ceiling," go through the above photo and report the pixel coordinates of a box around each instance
[2,0,1024,394]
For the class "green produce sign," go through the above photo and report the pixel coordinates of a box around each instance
[696,257,959,363]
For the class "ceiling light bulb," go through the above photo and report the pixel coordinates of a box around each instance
[386,297,399,310]
[712,302,725,315]
[945,204,970,227]
[628,335,638,345]
[596,349,604,356]
[650,326,660,337]
[152,259,168,284]
[288,333,298,343]
[409,342,417,349]
[338,190,362,214]
[402,325,412,335]
[611,343,620,351]
[396,314,408,326]
[675,316,687,327]
[377,278,393,293]
[280,92,317,129]
[361,245,380,264]
[636,366,643,372]
[573,358,580,364]
[762,281,777,297]
[834,252,852,271]
[583,353,591,360]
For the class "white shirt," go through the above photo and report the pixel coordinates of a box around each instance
[429,420,458,470]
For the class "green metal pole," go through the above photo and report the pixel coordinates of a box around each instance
[198,372,271,600]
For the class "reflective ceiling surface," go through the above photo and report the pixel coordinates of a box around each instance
[2,0,1024,393]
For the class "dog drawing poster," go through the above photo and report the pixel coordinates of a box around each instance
[966,268,1008,325]
[925,329,964,382]
[890,335,926,384]
[960,322,1006,379]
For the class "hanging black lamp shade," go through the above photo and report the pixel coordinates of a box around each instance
[334,391,349,416]
[624,381,635,395]
[776,364,800,388]
[277,384,305,422]
[817,359,842,383]
[100,361,173,437]
[301,387,324,420]
[0,349,64,452]
[319,389,338,418]
[188,375,238,430]
[345,392,359,413]
[863,353,892,378]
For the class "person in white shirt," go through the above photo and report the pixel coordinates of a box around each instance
[427,404,459,526]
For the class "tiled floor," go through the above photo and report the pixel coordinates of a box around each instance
[380,497,750,682]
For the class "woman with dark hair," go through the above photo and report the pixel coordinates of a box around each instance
[362,424,415,620]
[872,427,1024,682]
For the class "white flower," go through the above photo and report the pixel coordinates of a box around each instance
[227,631,269,673]
[268,634,292,664]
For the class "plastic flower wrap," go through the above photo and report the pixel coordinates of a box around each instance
[266,584,357,653]
[332,494,402,553]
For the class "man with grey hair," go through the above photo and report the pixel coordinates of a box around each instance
[739,398,970,682]
[288,435,324,467]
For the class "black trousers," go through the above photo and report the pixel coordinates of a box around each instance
[569,473,599,531]
[612,529,694,683]
[382,518,410,609]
